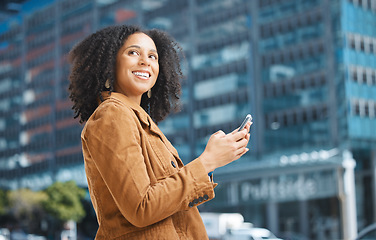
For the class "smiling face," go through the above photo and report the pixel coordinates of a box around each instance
[114,32,159,104]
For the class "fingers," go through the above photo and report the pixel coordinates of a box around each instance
[231,121,252,135]
[234,137,249,150]
[230,128,250,142]
[244,121,252,132]
[232,121,252,133]
[245,133,250,142]
[214,130,226,137]
[234,146,249,158]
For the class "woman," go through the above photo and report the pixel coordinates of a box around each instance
[68,25,251,239]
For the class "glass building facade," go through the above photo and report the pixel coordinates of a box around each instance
[0,0,375,239]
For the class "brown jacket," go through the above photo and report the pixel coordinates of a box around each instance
[81,92,216,239]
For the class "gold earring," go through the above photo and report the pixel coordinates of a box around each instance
[147,89,152,98]
[105,79,110,89]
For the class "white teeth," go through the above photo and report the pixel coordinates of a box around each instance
[133,72,150,78]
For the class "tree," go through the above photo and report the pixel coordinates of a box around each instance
[7,188,48,232]
[0,189,7,216]
[43,181,86,223]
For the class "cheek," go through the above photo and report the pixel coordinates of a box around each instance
[154,63,159,77]
[115,58,123,78]
[117,62,131,78]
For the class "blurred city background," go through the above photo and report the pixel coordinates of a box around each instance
[0,0,375,239]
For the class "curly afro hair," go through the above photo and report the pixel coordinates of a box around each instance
[68,25,183,123]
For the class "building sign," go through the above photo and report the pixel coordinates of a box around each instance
[236,169,338,203]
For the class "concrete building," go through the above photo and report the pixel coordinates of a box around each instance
[0,0,375,239]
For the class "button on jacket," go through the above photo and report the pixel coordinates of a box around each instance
[81,92,216,239]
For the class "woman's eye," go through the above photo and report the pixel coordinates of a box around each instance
[129,50,138,56]
[150,55,158,60]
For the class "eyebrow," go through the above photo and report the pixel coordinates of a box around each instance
[125,45,158,53]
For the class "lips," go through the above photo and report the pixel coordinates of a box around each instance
[132,71,150,79]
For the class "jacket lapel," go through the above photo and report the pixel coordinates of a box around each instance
[103,92,183,165]
[146,116,183,166]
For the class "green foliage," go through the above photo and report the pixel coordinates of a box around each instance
[0,181,87,232]
[5,188,48,231]
[43,181,86,222]
[0,189,7,215]
[7,188,48,220]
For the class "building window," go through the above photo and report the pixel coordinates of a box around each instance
[351,98,376,118]
[360,40,365,51]
[265,104,328,129]
[349,0,376,11]
[349,65,376,86]
[347,33,376,54]
[372,72,376,84]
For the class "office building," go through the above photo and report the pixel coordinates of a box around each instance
[196,1,375,239]
[0,0,375,239]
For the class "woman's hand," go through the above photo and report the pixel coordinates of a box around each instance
[199,121,252,173]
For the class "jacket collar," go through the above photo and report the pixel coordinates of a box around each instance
[100,91,161,136]
[100,91,182,163]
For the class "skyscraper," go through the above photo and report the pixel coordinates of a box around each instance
[199,0,374,239]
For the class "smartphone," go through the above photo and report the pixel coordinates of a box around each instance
[238,114,252,132]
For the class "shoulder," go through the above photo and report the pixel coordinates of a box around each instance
[92,97,134,120]
[82,97,137,134]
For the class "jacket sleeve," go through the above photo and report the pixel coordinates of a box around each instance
[82,101,215,228]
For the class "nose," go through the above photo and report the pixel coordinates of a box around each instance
[139,55,150,66]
